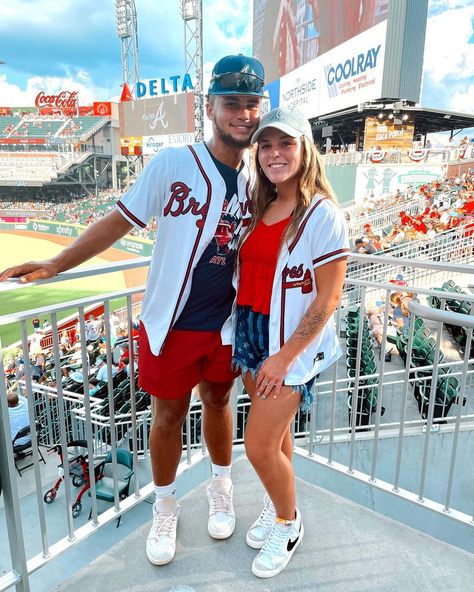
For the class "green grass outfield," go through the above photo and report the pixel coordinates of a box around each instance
[0,233,129,347]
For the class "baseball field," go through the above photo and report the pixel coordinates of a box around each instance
[0,231,141,347]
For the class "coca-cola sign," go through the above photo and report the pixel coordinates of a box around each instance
[35,90,79,109]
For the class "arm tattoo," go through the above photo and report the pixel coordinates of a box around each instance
[287,301,331,348]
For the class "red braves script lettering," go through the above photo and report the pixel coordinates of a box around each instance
[35,91,79,109]
[164,182,208,228]
[283,266,312,294]
[284,264,303,279]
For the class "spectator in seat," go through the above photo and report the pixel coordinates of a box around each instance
[95,356,118,382]
[390,292,413,335]
[8,391,30,446]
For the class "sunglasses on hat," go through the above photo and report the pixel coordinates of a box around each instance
[210,71,264,93]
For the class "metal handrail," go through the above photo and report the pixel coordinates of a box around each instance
[408,300,474,329]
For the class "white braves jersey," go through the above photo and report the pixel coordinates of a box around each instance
[116,142,252,355]
[234,196,350,384]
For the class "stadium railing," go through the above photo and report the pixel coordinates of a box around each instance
[0,254,473,591]
[323,147,473,166]
[346,199,423,238]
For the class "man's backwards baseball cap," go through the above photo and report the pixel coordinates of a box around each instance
[208,54,265,97]
[251,106,312,144]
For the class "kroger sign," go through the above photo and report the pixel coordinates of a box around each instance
[136,74,194,98]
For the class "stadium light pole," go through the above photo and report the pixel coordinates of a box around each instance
[181,0,204,143]
[115,0,140,98]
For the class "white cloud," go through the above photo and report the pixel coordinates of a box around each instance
[450,83,474,112]
[203,0,252,57]
[423,5,474,83]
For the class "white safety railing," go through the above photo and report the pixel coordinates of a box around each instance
[345,197,423,238]
[323,146,474,167]
[1,254,473,591]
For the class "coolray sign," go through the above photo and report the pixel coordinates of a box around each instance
[143,133,195,154]
[326,45,381,85]
[319,21,387,114]
[278,21,387,119]
[136,74,194,98]
[35,91,79,109]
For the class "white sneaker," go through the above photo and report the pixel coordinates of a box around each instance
[207,476,235,539]
[246,493,276,549]
[146,497,180,565]
[252,508,304,578]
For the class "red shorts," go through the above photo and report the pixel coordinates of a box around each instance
[138,323,238,399]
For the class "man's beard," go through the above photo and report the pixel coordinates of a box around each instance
[213,118,253,149]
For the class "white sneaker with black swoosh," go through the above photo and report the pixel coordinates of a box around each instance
[251,508,304,578]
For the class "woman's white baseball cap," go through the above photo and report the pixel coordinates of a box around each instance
[251,105,313,144]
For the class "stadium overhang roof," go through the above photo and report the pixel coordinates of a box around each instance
[310,102,474,143]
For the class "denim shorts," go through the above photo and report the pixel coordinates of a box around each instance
[232,305,315,412]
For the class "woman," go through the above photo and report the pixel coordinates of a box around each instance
[390,292,413,335]
[233,106,349,578]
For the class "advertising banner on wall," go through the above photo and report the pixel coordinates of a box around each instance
[254,1,427,117]
[363,116,415,151]
[0,138,46,145]
[142,132,196,155]
[318,20,387,114]
[120,136,143,156]
[354,164,444,203]
[278,20,387,118]
[278,57,319,118]
[119,93,195,139]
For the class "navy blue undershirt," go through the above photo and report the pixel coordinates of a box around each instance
[174,147,242,331]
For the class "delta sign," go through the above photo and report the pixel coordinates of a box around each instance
[136,74,194,98]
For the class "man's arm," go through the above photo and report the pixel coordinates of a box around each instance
[0,210,133,283]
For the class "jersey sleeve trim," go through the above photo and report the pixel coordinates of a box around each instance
[116,200,147,229]
[313,248,351,268]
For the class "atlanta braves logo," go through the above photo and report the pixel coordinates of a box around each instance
[283,265,312,294]
[164,181,208,228]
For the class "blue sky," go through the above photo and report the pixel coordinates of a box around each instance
[0,0,473,133]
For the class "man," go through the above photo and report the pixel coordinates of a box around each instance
[95,356,118,383]
[0,54,265,566]
[8,392,30,446]
[85,314,102,343]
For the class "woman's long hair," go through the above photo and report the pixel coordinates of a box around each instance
[245,136,338,248]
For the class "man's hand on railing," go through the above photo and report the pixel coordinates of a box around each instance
[0,260,60,283]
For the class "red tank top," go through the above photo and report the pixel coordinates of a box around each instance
[237,216,290,315]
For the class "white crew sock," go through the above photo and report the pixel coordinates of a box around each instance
[211,463,232,479]
[154,481,177,504]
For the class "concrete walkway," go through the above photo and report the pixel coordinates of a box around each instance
[54,456,474,592]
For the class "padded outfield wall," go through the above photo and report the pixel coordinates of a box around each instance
[0,220,151,287]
